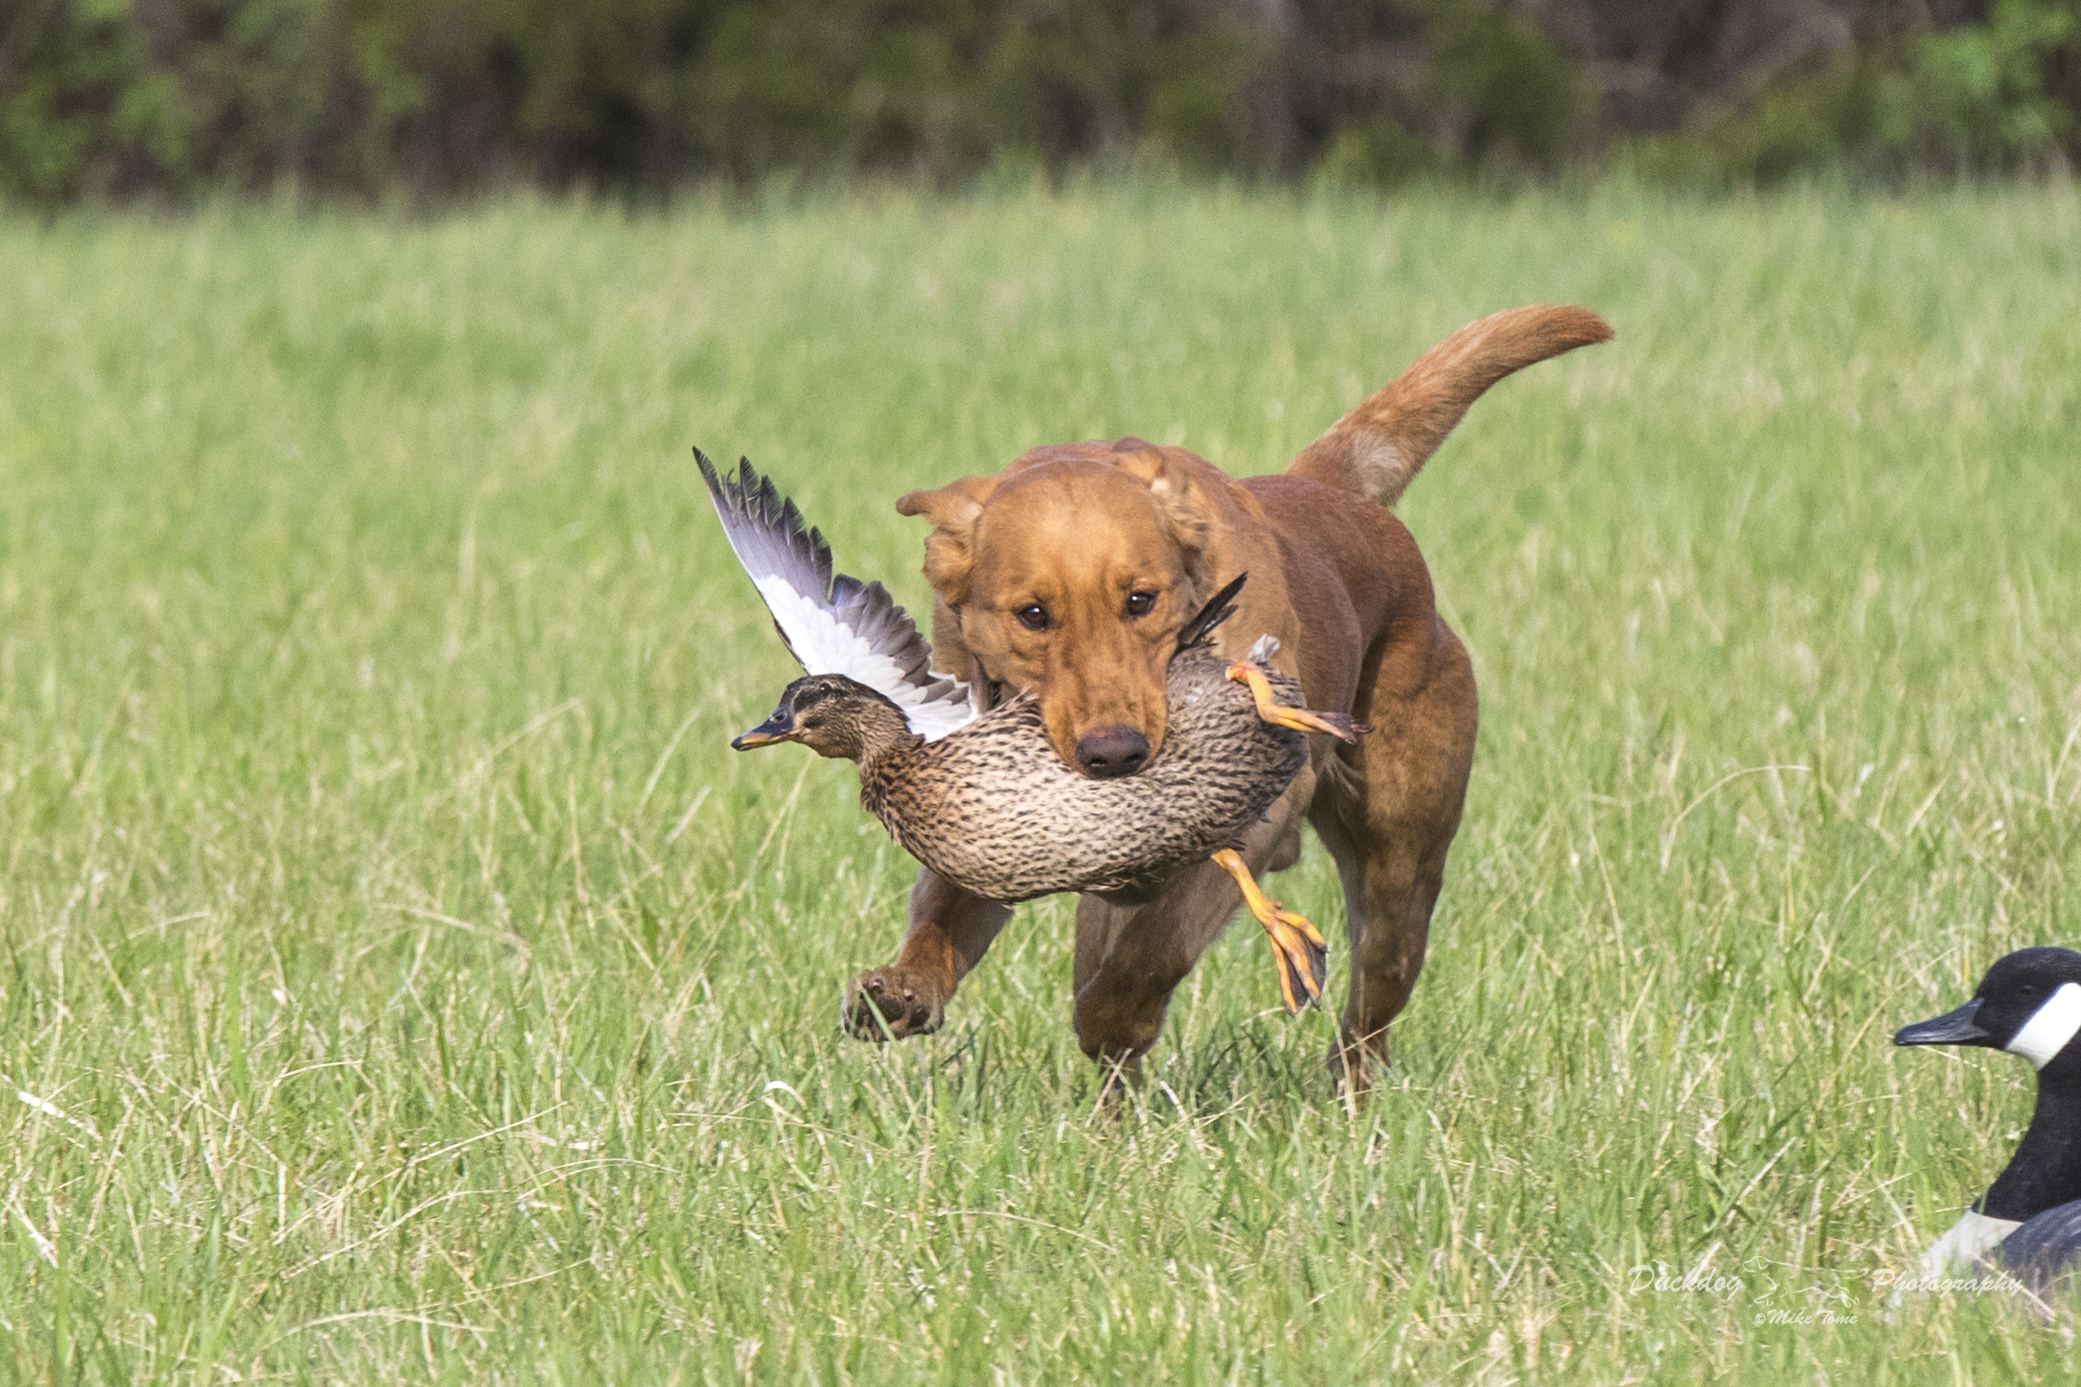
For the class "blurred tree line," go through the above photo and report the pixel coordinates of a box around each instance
[3,0,2076,202]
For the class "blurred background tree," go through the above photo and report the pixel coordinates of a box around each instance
[2,0,2076,202]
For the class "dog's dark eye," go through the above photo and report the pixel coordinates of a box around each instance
[1125,591,1156,618]
[1015,603,1049,631]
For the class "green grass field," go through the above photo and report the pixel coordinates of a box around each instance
[2,181,2078,1382]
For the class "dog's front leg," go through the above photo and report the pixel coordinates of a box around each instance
[843,867,1011,1041]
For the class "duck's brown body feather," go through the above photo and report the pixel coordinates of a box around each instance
[859,646,1308,903]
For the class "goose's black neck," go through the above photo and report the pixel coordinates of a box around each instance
[1978,1066,2081,1221]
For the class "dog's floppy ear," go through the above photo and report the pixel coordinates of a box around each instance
[895,475,998,607]
[1111,445,1213,573]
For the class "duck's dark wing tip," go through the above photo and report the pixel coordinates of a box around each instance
[697,447,837,615]
[1176,572,1249,653]
[693,445,723,494]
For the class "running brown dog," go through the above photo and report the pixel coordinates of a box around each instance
[845,305,1612,1091]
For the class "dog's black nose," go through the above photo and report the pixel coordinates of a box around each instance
[1076,726,1151,778]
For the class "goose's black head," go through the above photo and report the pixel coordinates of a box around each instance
[731,674,916,761]
[1896,947,2081,1074]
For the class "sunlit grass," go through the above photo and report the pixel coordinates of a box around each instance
[1,181,2078,1381]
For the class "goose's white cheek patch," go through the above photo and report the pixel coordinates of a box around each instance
[2005,982,2081,1070]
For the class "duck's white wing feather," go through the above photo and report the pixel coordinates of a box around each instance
[698,449,975,741]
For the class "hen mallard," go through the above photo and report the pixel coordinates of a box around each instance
[699,449,1368,1010]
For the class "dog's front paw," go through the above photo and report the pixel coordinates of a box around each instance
[842,967,945,1041]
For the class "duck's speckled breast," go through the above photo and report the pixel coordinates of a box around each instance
[859,649,1310,902]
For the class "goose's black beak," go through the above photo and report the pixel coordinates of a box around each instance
[1894,997,1991,1047]
[732,711,800,750]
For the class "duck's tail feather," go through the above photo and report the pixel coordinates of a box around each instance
[1176,572,1248,653]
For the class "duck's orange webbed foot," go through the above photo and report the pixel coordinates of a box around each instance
[1211,848,1328,1013]
[1225,663,1370,744]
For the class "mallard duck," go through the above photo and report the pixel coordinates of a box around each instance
[1896,947,2081,1293]
[698,449,1368,1011]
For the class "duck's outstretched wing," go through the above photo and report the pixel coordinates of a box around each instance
[697,448,975,741]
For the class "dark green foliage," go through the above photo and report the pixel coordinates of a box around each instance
[3,0,2080,201]
[1913,0,2081,168]
[0,0,1283,199]
[1628,0,2081,185]
[1,0,150,200]
[1311,116,1439,189]
[1424,0,1584,166]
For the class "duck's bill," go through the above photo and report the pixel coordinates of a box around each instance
[1894,997,1990,1047]
[731,716,801,750]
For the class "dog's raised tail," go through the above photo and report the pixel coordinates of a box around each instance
[1286,305,1612,508]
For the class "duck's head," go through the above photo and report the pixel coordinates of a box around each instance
[732,674,916,761]
[1895,947,2081,1073]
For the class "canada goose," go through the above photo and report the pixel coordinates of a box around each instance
[700,449,1367,1010]
[1895,946,2081,1287]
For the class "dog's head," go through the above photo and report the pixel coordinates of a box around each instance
[897,440,1217,778]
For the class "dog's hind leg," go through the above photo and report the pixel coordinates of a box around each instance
[1309,616,1478,1098]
